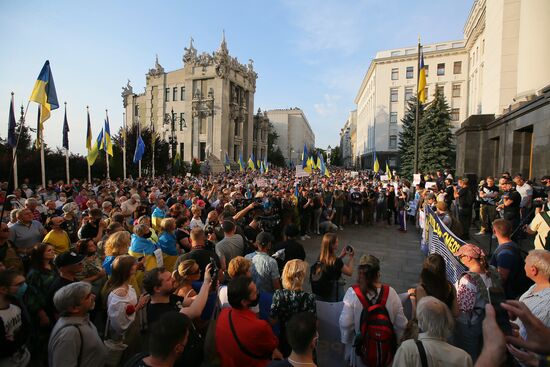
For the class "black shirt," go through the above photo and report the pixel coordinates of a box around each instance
[146,294,184,326]
[79,221,99,239]
[176,247,221,280]
[273,239,306,272]
[503,190,521,221]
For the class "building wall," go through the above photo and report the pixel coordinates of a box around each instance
[266,108,315,166]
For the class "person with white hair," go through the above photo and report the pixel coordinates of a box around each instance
[516,250,550,341]
[48,282,107,367]
[392,296,473,367]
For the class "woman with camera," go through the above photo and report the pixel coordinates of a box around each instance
[310,232,354,302]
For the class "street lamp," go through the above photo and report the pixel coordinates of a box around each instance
[163,107,186,174]
[327,145,332,165]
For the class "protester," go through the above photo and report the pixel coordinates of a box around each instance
[524,202,550,250]
[8,208,46,252]
[48,282,107,367]
[392,296,473,367]
[177,227,222,280]
[454,177,474,240]
[216,219,245,269]
[0,222,23,272]
[245,231,281,294]
[102,231,131,276]
[173,259,200,301]
[272,224,306,273]
[43,216,71,254]
[478,176,499,235]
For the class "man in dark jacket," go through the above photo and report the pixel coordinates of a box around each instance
[272,224,306,273]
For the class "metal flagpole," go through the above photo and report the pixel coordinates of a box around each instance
[64,102,70,184]
[105,109,110,180]
[151,119,155,178]
[87,106,92,184]
[12,147,18,189]
[137,118,142,178]
[414,37,421,175]
[39,106,46,188]
[123,112,127,179]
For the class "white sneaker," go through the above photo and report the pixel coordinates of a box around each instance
[305,234,311,239]
[339,226,344,230]
[355,221,358,225]
[300,236,307,241]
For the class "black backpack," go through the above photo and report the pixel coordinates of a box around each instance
[310,261,330,299]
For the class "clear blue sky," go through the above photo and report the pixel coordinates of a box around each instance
[0,0,472,156]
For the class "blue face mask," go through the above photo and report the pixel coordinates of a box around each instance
[15,282,28,299]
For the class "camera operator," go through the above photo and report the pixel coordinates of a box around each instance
[203,210,224,244]
[497,178,522,242]
[524,176,550,249]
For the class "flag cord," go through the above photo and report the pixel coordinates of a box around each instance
[1,100,31,221]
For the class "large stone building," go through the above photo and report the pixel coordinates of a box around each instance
[340,110,357,168]
[354,41,468,169]
[351,0,550,179]
[121,35,268,169]
[265,108,315,166]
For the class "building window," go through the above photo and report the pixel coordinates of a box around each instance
[424,65,429,77]
[165,88,170,102]
[424,87,428,100]
[406,66,414,79]
[390,112,397,123]
[180,86,185,101]
[200,118,206,134]
[452,84,461,97]
[451,108,460,121]
[234,145,239,162]
[173,87,177,101]
[199,142,206,161]
[180,113,185,130]
[390,88,398,102]
[234,122,240,136]
[391,68,399,80]
[404,88,413,102]
[389,135,397,149]
[453,61,462,74]
[134,104,139,116]
[437,63,445,76]
[436,85,444,97]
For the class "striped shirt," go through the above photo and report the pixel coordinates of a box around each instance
[516,285,550,340]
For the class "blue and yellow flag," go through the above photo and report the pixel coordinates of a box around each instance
[239,152,245,172]
[103,118,113,156]
[294,183,299,200]
[248,152,256,171]
[316,156,321,170]
[373,151,380,173]
[264,157,269,174]
[224,152,231,172]
[29,60,59,127]
[86,109,92,152]
[418,45,426,104]
[259,160,265,174]
[301,144,308,168]
[134,134,145,164]
[87,129,103,166]
[320,154,330,177]
[386,162,392,180]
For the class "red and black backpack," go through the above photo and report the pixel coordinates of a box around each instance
[352,284,397,367]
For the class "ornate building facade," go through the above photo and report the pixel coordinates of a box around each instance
[121,35,268,168]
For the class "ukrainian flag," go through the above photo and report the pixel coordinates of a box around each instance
[30,60,59,127]
[87,129,103,166]
[301,144,308,168]
[386,162,392,180]
[224,152,231,172]
[320,154,330,177]
[417,46,427,104]
[239,152,245,172]
[373,151,380,173]
[248,153,256,171]
[260,161,265,174]
[104,118,113,156]
[264,157,269,174]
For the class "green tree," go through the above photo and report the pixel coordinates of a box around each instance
[398,96,424,179]
[330,146,343,166]
[418,89,455,173]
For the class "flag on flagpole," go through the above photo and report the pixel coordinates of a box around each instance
[133,134,145,164]
[62,105,69,150]
[29,60,59,128]
[259,160,265,174]
[248,152,256,171]
[87,129,103,166]
[373,151,380,173]
[7,94,17,148]
[417,45,427,104]
[386,162,392,180]
[264,157,269,174]
[224,152,231,171]
[316,156,321,170]
[320,154,330,177]
[239,153,245,172]
[301,144,308,168]
[104,117,113,156]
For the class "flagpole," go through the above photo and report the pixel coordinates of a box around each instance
[105,109,110,180]
[123,112,127,179]
[87,106,92,183]
[38,105,46,188]
[137,119,142,178]
[12,147,18,189]
[64,102,70,184]
[414,37,421,175]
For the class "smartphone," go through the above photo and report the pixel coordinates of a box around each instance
[209,257,218,279]
[487,287,512,335]
[345,244,354,253]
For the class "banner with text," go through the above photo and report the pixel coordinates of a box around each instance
[425,206,467,284]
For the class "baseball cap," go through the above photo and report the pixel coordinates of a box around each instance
[256,231,273,246]
[54,251,85,268]
[453,244,486,259]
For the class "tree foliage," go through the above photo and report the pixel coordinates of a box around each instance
[330,146,343,166]
[398,96,424,180]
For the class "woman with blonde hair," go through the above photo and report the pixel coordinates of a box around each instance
[173,259,201,302]
[270,259,317,357]
[158,217,178,271]
[218,256,255,309]
[102,231,131,276]
[311,232,354,302]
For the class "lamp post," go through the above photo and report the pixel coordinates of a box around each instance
[163,107,186,175]
[327,145,332,165]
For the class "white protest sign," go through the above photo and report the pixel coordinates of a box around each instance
[295,166,310,177]
[413,173,421,186]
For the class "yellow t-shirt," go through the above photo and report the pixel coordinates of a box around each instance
[43,230,71,254]
[529,210,550,250]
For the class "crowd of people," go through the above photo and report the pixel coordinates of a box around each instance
[0,167,549,367]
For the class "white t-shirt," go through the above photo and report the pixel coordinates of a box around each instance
[0,303,22,340]
[515,183,533,208]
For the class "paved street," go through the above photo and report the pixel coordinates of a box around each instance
[300,222,424,294]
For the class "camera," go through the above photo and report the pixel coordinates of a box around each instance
[345,244,354,253]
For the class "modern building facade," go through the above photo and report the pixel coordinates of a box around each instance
[340,110,357,168]
[351,0,550,179]
[354,41,468,169]
[265,108,315,166]
[121,35,268,168]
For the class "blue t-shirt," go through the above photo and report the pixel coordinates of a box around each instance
[489,241,530,299]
